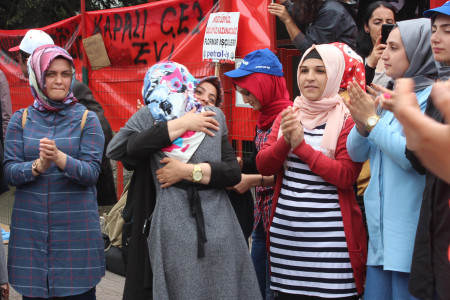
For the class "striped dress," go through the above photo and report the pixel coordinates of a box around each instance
[269,124,357,298]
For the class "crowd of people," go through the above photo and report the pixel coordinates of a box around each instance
[0,0,448,299]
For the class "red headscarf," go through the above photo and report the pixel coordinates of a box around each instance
[331,42,366,91]
[231,72,292,130]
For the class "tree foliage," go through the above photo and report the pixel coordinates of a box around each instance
[0,0,149,30]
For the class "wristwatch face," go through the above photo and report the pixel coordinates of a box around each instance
[193,170,202,182]
[368,117,377,126]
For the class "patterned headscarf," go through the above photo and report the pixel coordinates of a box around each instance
[142,61,205,163]
[331,42,366,91]
[28,45,77,112]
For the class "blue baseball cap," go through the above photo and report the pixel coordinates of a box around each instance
[424,1,450,18]
[224,48,283,78]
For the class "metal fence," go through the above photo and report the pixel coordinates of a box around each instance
[2,51,303,223]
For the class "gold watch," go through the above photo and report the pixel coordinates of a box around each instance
[365,115,380,133]
[32,159,42,175]
[191,164,203,183]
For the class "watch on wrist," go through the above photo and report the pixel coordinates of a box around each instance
[365,115,380,133]
[191,164,203,183]
[32,159,42,175]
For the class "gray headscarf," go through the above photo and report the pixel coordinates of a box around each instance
[436,62,450,81]
[396,18,438,92]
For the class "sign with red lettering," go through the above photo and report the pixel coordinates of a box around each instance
[203,12,239,62]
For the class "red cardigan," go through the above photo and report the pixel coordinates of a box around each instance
[256,114,367,295]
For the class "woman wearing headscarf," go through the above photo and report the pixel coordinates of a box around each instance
[107,62,261,299]
[194,75,255,243]
[344,18,438,300]
[256,44,367,299]
[224,48,293,299]
[3,45,105,299]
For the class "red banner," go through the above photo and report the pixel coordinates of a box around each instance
[0,0,274,134]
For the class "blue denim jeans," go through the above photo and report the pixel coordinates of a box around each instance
[251,221,274,300]
[364,266,419,300]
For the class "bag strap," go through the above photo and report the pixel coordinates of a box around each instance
[22,108,89,131]
[80,109,89,131]
[22,107,28,129]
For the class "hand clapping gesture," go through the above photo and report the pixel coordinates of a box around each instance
[343,81,378,136]
[39,137,67,171]
[280,107,304,149]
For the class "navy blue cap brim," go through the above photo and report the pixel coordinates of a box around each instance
[424,7,450,18]
[223,68,253,78]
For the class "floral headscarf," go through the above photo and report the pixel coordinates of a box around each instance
[28,45,77,112]
[143,61,205,163]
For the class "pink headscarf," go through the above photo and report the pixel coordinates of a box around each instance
[28,45,77,112]
[293,44,349,159]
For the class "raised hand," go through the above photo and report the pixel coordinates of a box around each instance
[343,81,377,135]
[268,3,291,24]
[137,99,144,110]
[280,107,304,149]
[431,80,450,123]
[366,36,387,68]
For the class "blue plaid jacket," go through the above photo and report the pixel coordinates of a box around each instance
[3,103,105,298]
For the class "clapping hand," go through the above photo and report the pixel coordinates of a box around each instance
[343,81,377,136]
[280,107,304,149]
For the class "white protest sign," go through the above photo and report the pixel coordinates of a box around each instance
[203,12,240,62]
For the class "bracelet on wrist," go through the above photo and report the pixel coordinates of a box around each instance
[260,175,264,187]
[32,159,43,175]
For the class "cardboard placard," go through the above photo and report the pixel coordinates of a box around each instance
[82,33,111,70]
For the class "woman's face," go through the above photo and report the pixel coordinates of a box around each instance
[194,81,218,106]
[235,85,262,111]
[298,58,327,101]
[431,13,450,66]
[45,58,72,101]
[364,6,395,46]
[381,28,410,79]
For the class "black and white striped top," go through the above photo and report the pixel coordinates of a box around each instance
[269,124,357,298]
